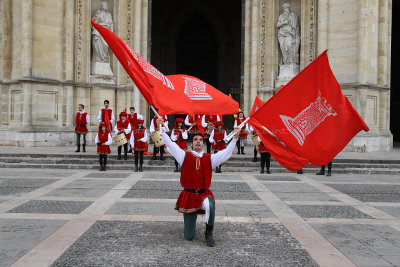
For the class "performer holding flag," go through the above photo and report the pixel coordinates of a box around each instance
[159,117,240,247]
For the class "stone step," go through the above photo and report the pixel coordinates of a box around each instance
[0,162,399,175]
[0,156,399,169]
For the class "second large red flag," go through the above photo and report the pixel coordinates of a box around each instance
[250,50,369,169]
[91,19,238,115]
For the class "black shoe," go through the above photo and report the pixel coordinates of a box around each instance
[139,166,143,172]
[297,169,303,174]
[103,165,107,171]
[174,167,179,172]
[82,145,86,153]
[135,165,138,172]
[219,166,222,173]
[160,155,165,161]
[205,224,215,247]
[75,145,80,153]
[151,155,157,160]
[99,166,103,171]
[124,155,128,160]
[252,158,257,162]
[260,168,264,174]
[241,147,245,155]
[326,171,332,177]
[316,170,325,175]
[117,155,122,160]
[237,150,240,155]
[266,169,271,174]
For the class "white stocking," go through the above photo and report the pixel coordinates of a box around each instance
[201,198,210,223]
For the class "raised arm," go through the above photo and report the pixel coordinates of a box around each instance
[211,128,240,169]
[161,132,185,166]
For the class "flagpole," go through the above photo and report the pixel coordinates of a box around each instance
[150,105,169,132]
[224,117,250,142]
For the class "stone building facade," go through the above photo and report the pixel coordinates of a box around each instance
[0,0,396,151]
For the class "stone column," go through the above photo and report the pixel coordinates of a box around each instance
[22,83,32,129]
[132,0,143,113]
[65,86,73,127]
[243,0,251,115]
[249,0,259,115]
[317,0,328,54]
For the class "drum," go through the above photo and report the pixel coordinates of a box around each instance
[251,134,260,146]
[114,133,127,146]
[150,131,164,147]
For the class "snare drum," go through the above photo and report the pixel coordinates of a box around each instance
[114,133,127,146]
[150,131,165,147]
[251,134,260,146]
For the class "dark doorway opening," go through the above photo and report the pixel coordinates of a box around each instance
[391,1,400,146]
[151,0,242,128]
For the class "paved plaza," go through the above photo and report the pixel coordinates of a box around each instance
[0,169,400,266]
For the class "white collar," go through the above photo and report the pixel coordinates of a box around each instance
[191,149,204,158]
[79,111,85,114]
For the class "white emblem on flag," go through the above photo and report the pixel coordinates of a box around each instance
[184,77,212,100]
[280,91,337,146]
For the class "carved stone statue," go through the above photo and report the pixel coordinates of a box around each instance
[277,3,300,65]
[91,1,113,76]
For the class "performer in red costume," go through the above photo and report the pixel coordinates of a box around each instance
[97,100,115,130]
[171,118,188,172]
[150,111,169,160]
[209,121,227,173]
[95,122,112,171]
[159,117,240,247]
[257,136,271,174]
[234,111,249,155]
[184,114,201,140]
[114,111,132,160]
[130,118,148,172]
[74,104,90,153]
[201,114,221,153]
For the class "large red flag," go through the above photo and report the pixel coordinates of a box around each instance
[250,50,369,169]
[91,19,238,115]
[249,96,265,117]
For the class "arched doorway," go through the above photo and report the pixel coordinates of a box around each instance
[151,0,242,128]
[391,1,400,146]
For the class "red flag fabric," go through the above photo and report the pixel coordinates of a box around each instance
[91,19,238,116]
[250,50,369,170]
[249,96,265,117]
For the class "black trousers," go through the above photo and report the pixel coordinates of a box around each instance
[99,154,108,166]
[117,143,128,155]
[134,150,144,166]
[153,145,165,155]
[260,152,271,170]
[320,161,333,172]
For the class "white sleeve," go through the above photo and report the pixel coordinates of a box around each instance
[130,134,135,147]
[211,137,238,168]
[233,121,238,128]
[124,123,131,134]
[98,110,102,122]
[209,131,215,143]
[141,130,148,142]
[258,136,261,142]
[182,130,188,140]
[161,132,185,166]
[86,114,90,124]
[114,124,119,135]
[245,123,249,132]
[185,115,192,126]
[201,115,207,128]
[110,111,115,123]
[150,119,155,133]
[95,133,100,144]
[216,115,221,121]
[171,131,178,141]
[105,133,112,145]
[163,116,169,132]
[249,125,254,132]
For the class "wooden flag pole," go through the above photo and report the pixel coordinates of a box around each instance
[224,117,250,142]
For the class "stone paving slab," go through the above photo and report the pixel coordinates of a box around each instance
[315,174,400,184]
[373,206,400,219]
[50,221,318,267]
[312,224,400,266]
[106,202,176,216]
[0,170,75,178]
[263,183,324,193]
[0,178,59,196]
[254,175,300,181]
[215,203,275,218]
[7,200,94,214]
[83,172,131,178]
[0,218,67,267]
[289,205,372,219]
[141,173,243,180]
[326,184,400,202]
[122,181,260,200]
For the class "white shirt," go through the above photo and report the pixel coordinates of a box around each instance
[171,128,188,141]
[201,115,221,128]
[161,132,238,168]
[97,109,115,123]
[95,132,112,145]
[209,130,227,143]
[129,128,148,147]
[77,111,90,124]
[150,116,169,133]
[114,120,132,135]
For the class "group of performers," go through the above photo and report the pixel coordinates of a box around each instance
[74,100,333,175]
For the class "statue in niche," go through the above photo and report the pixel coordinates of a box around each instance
[91,1,114,76]
[277,3,300,66]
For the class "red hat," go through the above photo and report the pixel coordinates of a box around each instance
[137,119,144,124]
[174,118,185,129]
[215,121,224,126]
[119,111,128,119]
[98,122,108,132]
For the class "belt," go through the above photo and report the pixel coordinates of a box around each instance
[76,124,86,127]
[175,140,186,142]
[216,140,224,142]
[184,188,206,194]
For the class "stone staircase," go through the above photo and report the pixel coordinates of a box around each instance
[0,152,399,174]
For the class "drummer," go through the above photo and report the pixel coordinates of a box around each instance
[149,109,169,160]
[114,111,132,160]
